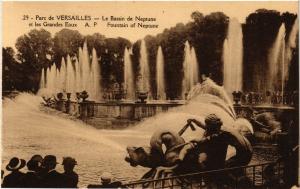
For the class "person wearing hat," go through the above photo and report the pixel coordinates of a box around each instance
[2,157,26,188]
[1,170,4,187]
[101,172,123,188]
[100,172,113,187]
[42,155,65,188]
[87,172,122,188]
[62,157,79,188]
[19,155,44,188]
[30,154,48,177]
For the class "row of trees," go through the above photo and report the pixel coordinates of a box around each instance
[3,9,298,99]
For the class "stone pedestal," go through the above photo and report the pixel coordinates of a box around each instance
[56,100,65,112]
[79,101,95,120]
[65,100,71,113]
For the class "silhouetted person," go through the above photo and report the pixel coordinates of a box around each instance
[62,157,78,188]
[30,154,47,177]
[2,157,26,188]
[42,155,64,188]
[1,170,4,186]
[20,158,43,188]
[87,172,122,188]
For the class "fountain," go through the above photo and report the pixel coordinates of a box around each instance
[46,67,51,90]
[5,73,297,187]
[182,41,199,99]
[66,55,75,94]
[182,41,191,99]
[284,18,299,88]
[268,19,298,101]
[190,47,199,87]
[82,41,92,95]
[74,57,81,93]
[90,48,101,101]
[138,40,151,99]
[39,68,45,89]
[124,47,135,100]
[156,46,166,100]
[268,24,285,94]
[223,18,243,96]
[38,41,103,101]
[59,57,67,92]
[48,64,56,94]
[54,65,60,93]
[35,24,297,123]
[78,47,83,92]
[52,64,58,93]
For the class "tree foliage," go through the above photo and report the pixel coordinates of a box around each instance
[2,47,22,91]
[15,29,53,92]
[53,29,83,66]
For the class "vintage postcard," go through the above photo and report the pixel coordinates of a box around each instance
[1,1,299,188]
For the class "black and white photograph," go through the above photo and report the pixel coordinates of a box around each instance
[1,1,299,188]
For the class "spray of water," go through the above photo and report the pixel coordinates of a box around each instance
[81,41,91,93]
[38,41,103,101]
[284,18,299,84]
[74,57,81,93]
[139,40,151,98]
[2,93,149,186]
[59,57,67,92]
[182,41,191,98]
[182,41,199,99]
[190,47,199,86]
[223,18,243,95]
[124,47,135,100]
[4,76,253,186]
[78,47,83,92]
[66,55,75,94]
[39,69,45,89]
[156,46,166,100]
[90,48,102,101]
[50,64,57,93]
[135,78,238,141]
[3,93,125,152]
[268,24,286,93]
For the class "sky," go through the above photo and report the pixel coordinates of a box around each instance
[2,1,298,48]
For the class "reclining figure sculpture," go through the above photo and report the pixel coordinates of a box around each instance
[125,79,254,186]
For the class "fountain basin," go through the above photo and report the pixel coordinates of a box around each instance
[65,100,185,128]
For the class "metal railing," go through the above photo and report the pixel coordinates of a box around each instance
[123,161,284,188]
